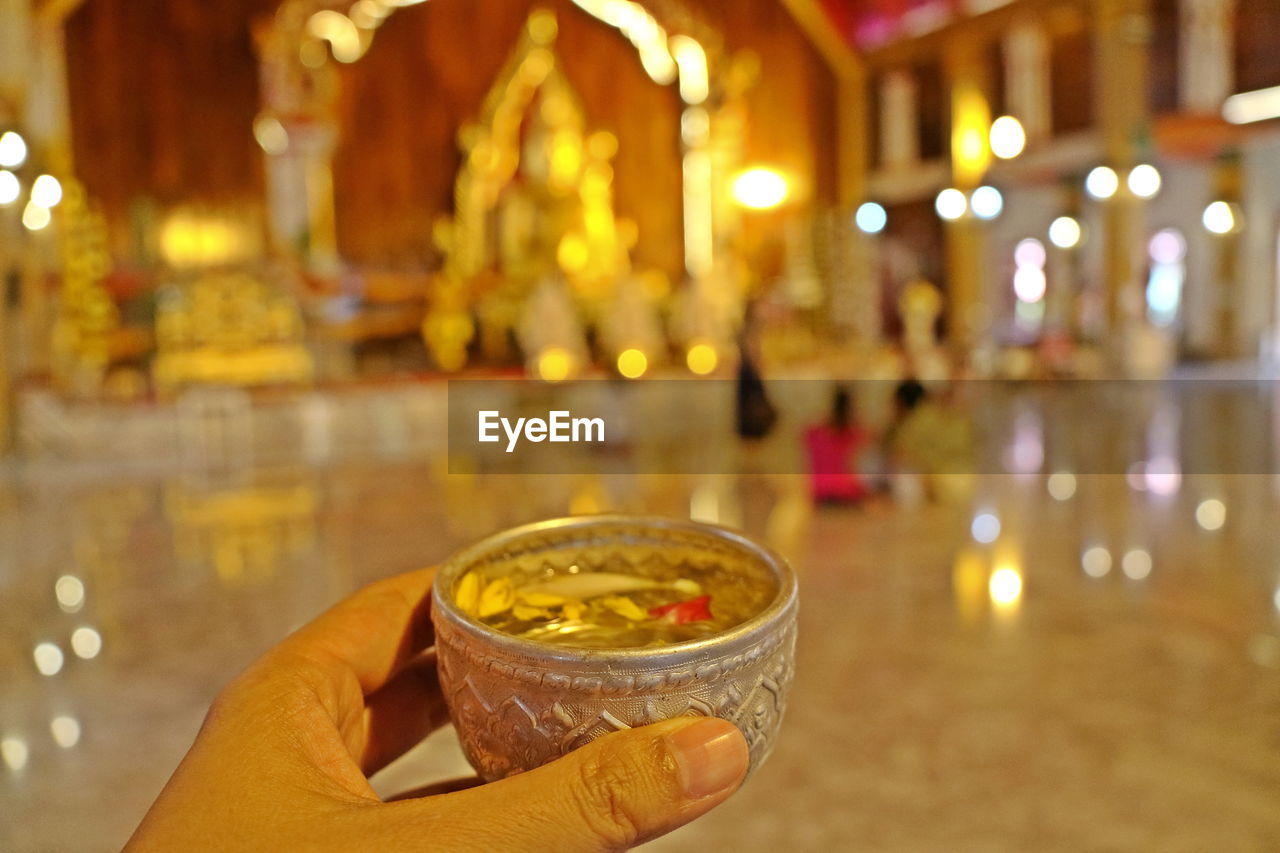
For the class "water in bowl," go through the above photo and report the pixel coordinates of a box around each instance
[453,554,777,649]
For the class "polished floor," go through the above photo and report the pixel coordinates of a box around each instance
[2,452,1280,850]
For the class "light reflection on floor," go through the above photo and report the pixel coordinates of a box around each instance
[2,458,1279,850]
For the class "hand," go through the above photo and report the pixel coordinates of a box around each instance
[128,568,750,851]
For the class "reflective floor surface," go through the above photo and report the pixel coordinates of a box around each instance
[2,456,1279,851]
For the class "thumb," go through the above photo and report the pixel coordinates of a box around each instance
[408,717,749,852]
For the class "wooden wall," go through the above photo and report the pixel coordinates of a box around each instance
[63,0,839,278]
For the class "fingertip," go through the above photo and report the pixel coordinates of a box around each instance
[663,717,750,800]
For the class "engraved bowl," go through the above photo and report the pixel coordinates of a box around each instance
[431,515,799,781]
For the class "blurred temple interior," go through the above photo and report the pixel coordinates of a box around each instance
[2,0,1280,849]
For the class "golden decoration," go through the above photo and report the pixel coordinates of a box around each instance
[153,272,313,394]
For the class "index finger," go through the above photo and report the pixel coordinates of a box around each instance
[279,567,437,695]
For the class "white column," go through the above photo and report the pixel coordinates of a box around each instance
[1004,22,1051,143]
[1179,0,1234,114]
[879,70,919,171]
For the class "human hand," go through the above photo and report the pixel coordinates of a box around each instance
[128,568,750,851]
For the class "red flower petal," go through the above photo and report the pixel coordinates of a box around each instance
[649,595,713,624]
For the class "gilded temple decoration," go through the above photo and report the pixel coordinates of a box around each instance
[427,10,644,372]
[51,178,118,395]
[255,0,747,373]
[152,272,313,394]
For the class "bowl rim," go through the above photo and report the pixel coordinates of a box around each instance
[431,514,798,666]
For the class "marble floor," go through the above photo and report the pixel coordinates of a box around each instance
[2,453,1280,850]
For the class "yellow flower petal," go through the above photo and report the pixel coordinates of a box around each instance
[512,604,552,621]
[517,590,567,608]
[601,595,649,622]
[455,571,481,617]
[478,577,515,618]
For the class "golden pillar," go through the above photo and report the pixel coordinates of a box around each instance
[1094,0,1153,361]
[943,42,993,356]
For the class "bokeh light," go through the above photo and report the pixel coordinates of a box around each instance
[989,116,1027,159]
[536,347,573,383]
[971,512,1001,544]
[935,188,968,221]
[1203,201,1238,234]
[1127,164,1162,199]
[1048,216,1082,249]
[31,175,63,208]
[1,737,29,772]
[1013,266,1047,302]
[1047,472,1077,501]
[855,202,887,234]
[1014,238,1047,268]
[50,716,81,749]
[1122,549,1153,580]
[989,566,1023,605]
[33,642,64,676]
[1082,546,1112,578]
[616,348,648,380]
[731,168,789,210]
[0,170,19,205]
[1085,166,1119,200]
[56,575,85,613]
[686,343,718,375]
[1195,499,1226,531]
[71,626,102,660]
[970,186,1004,220]
[0,131,27,168]
[22,202,51,231]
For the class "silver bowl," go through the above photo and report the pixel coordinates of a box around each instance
[431,515,799,781]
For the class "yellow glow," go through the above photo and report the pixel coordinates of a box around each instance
[0,131,27,168]
[307,11,364,63]
[952,547,987,625]
[160,213,253,269]
[56,575,85,612]
[22,201,51,231]
[686,342,718,375]
[1,737,29,771]
[989,115,1026,159]
[689,484,720,524]
[253,116,289,155]
[537,347,573,382]
[684,149,714,276]
[732,167,789,211]
[989,566,1023,606]
[31,174,62,208]
[557,233,590,273]
[952,86,992,184]
[671,35,709,104]
[50,716,81,749]
[617,348,648,379]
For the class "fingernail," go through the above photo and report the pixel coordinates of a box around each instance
[666,718,749,799]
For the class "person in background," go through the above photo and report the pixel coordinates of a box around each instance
[804,386,870,504]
